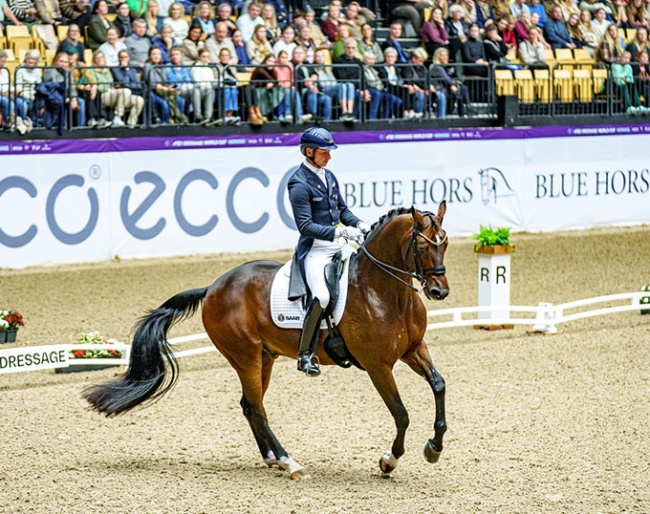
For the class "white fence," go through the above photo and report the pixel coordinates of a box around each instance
[1,292,647,375]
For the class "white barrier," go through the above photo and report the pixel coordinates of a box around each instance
[1,292,646,375]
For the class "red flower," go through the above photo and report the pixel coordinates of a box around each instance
[73,350,85,358]
[108,349,117,356]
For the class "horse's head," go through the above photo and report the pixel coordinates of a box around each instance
[410,202,449,301]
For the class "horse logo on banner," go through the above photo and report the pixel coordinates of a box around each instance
[478,167,515,205]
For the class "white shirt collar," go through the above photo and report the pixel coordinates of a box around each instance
[304,159,327,185]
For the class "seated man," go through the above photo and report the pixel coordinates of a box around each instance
[544,5,576,50]
[333,37,363,121]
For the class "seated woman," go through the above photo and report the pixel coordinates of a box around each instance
[111,49,145,127]
[294,24,317,63]
[304,7,330,50]
[309,48,339,121]
[251,53,284,121]
[144,0,165,37]
[163,2,189,41]
[332,24,360,59]
[483,23,510,64]
[192,1,215,41]
[98,27,128,66]
[518,26,549,69]
[402,47,445,119]
[56,24,87,63]
[214,47,241,124]
[143,46,172,124]
[431,46,471,116]
[166,46,198,121]
[626,0,649,29]
[113,2,132,39]
[360,23,384,63]
[87,0,114,51]
[14,50,42,128]
[578,9,601,55]
[599,23,624,64]
[377,47,405,119]
[181,23,203,65]
[152,25,179,64]
[247,23,274,65]
[261,3,280,44]
[70,48,105,127]
[272,25,296,58]
[0,51,15,129]
[42,51,84,130]
[567,13,584,48]
[422,8,449,57]
[612,51,646,113]
[192,47,217,124]
[627,27,649,62]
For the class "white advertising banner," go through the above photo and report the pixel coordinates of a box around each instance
[1,126,649,268]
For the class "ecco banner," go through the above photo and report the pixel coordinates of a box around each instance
[1,126,649,268]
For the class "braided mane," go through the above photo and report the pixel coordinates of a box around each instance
[363,207,413,246]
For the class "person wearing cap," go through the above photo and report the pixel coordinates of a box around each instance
[57,24,87,63]
[287,127,370,377]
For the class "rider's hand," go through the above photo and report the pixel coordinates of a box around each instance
[357,221,371,234]
[336,226,364,243]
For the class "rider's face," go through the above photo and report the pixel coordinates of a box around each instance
[310,149,331,168]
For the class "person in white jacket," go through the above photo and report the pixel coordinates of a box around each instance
[191,47,216,124]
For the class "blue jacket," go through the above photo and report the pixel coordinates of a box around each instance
[544,18,572,49]
[288,163,360,293]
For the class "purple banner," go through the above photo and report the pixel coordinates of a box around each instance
[1,124,649,156]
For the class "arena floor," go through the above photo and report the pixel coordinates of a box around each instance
[1,226,649,514]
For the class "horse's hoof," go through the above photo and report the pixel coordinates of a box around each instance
[424,439,442,464]
[289,467,309,480]
[379,452,398,475]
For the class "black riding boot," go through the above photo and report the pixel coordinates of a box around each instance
[297,299,324,376]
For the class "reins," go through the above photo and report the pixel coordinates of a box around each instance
[359,213,447,293]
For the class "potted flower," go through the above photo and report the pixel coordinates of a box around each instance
[56,331,125,373]
[0,309,25,344]
[640,285,650,315]
[472,225,514,254]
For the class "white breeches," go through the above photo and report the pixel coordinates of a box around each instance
[305,237,347,309]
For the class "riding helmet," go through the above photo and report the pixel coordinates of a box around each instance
[299,127,338,155]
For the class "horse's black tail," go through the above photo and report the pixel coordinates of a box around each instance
[83,287,209,417]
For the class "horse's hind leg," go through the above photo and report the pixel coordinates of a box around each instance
[402,340,447,464]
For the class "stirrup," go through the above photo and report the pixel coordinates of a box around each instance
[297,353,321,377]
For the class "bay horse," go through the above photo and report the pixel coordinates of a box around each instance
[84,202,450,479]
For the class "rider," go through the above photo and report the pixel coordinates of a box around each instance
[288,127,371,377]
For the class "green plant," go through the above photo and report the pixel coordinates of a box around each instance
[472,225,512,249]
[0,310,24,330]
[69,332,123,359]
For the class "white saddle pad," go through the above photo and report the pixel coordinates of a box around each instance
[270,246,355,330]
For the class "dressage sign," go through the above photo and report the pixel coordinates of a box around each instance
[0,345,68,374]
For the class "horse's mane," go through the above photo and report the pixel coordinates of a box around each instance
[363,207,413,247]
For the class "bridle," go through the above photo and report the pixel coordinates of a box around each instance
[359,212,447,294]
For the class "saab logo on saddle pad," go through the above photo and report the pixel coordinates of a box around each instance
[478,167,516,205]
[277,313,301,322]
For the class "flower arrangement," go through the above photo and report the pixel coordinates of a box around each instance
[69,332,123,359]
[0,310,24,331]
[472,225,512,250]
[640,285,650,314]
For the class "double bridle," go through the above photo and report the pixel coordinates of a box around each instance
[359,213,447,294]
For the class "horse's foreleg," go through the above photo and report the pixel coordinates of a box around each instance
[402,341,447,464]
[366,365,410,476]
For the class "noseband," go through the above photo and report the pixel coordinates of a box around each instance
[359,213,447,293]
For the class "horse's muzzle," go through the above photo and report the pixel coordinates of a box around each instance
[425,284,449,301]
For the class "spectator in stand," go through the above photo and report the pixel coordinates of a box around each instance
[0,51,15,129]
[193,1,215,40]
[590,8,610,42]
[519,25,548,68]
[111,49,145,126]
[360,23,383,63]
[292,45,328,121]
[490,0,510,18]
[69,47,104,127]
[114,2,132,39]
[273,25,296,57]
[181,23,203,64]
[34,0,64,27]
[321,3,342,42]
[216,3,237,36]
[304,8,328,49]
[377,47,406,118]
[580,0,612,15]
[483,23,509,62]
[143,46,172,123]
[612,0,628,27]
[0,0,25,30]
[462,23,489,76]
[514,11,535,43]
[342,1,364,41]
[360,52,385,120]
[191,47,216,124]
[266,0,288,29]
[612,51,645,112]
[294,24,317,63]
[164,2,189,40]
[275,48,311,122]
[401,47,434,119]
[57,24,87,63]
[88,0,114,51]
[445,5,469,62]
[250,53,282,120]
[497,15,517,50]
[125,19,152,66]
[381,20,411,63]
[152,24,178,62]
[206,21,237,63]
[214,47,242,123]
[578,9,601,53]
[126,0,147,18]
[545,5,576,49]
[261,3,280,44]
[628,0,649,28]
[460,0,477,24]
[166,46,198,120]
[333,37,362,121]
[386,0,427,37]
[41,52,83,131]
[247,22,273,64]
[567,12,584,48]
[8,0,38,26]
[509,0,529,19]
[232,28,252,68]
[634,50,650,106]
[310,47,340,120]
[422,7,449,57]
[599,22,624,63]
[236,1,264,43]
[431,46,471,115]
[627,27,649,61]
[144,0,164,36]
[556,0,580,22]
[475,0,494,28]
[332,24,356,58]
[528,0,546,28]
[98,27,128,66]
[15,50,41,133]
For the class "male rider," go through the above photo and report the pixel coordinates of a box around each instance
[287,128,370,376]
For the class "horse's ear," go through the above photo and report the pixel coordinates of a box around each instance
[437,201,446,224]
[411,206,424,227]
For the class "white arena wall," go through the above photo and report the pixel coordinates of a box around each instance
[1,125,649,269]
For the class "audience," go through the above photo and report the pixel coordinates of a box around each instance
[125,18,152,66]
